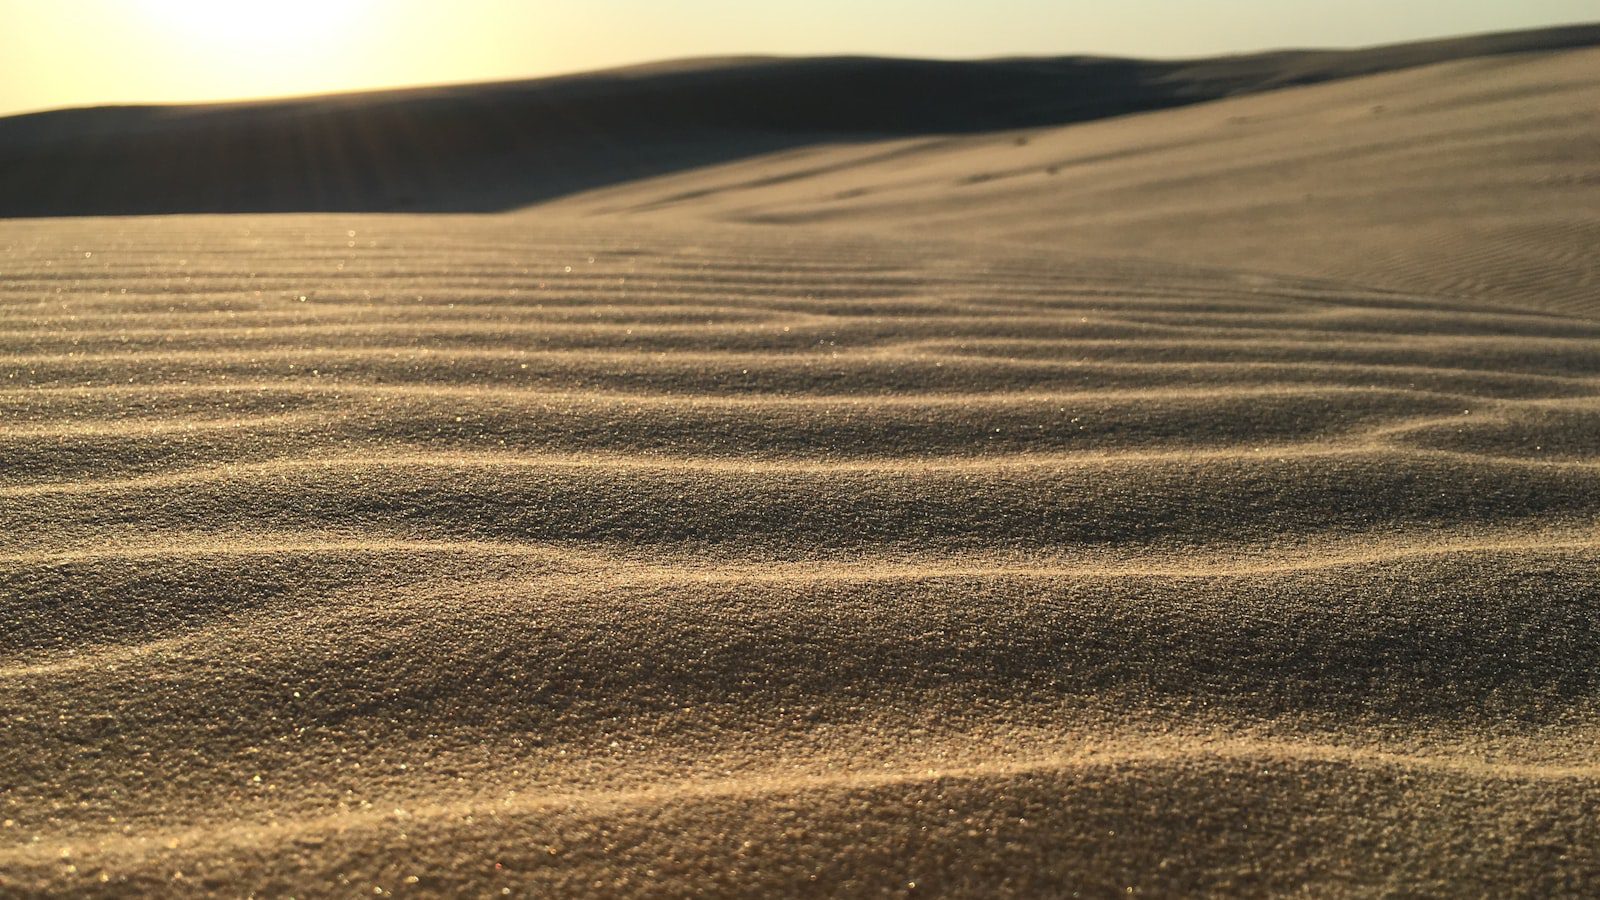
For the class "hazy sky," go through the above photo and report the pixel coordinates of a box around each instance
[0,0,1592,116]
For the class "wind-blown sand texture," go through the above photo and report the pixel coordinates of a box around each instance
[3,34,1600,898]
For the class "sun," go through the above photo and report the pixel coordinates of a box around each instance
[134,0,375,47]
[120,0,388,105]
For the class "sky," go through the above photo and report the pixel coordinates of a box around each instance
[0,0,1593,117]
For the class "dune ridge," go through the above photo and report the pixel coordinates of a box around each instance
[7,738,1600,897]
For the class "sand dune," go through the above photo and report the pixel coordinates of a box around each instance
[1,23,1596,216]
[552,43,1600,315]
[4,26,1600,898]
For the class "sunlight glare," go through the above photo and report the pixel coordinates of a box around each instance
[134,0,375,47]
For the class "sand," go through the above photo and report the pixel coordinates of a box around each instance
[3,37,1600,899]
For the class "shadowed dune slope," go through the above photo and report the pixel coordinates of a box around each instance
[3,210,1600,895]
[0,23,1596,216]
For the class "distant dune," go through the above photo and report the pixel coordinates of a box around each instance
[0,22,1596,216]
[3,23,1600,899]
[552,40,1600,316]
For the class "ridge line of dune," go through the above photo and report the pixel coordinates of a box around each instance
[4,443,1596,499]
[0,380,1567,407]
[6,736,1598,868]
[11,352,1598,395]
[5,531,1597,574]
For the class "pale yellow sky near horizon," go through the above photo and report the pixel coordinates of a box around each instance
[0,0,1593,117]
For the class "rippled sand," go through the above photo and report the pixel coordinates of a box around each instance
[3,45,1599,897]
